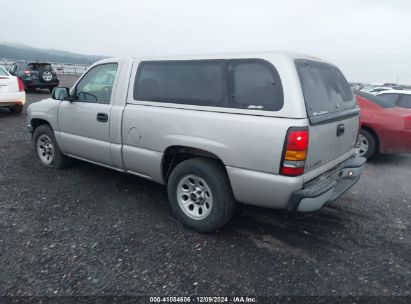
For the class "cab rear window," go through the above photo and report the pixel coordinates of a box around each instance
[295,59,355,117]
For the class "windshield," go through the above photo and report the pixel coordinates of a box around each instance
[295,59,356,117]
[354,90,396,108]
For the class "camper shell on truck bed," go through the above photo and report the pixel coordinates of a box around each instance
[27,52,365,232]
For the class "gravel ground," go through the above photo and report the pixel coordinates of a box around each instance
[0,75,410,298]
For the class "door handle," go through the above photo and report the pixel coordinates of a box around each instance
[96,113,108,122]
[337,123,345,137]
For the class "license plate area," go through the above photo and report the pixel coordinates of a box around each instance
[303,163,344,193]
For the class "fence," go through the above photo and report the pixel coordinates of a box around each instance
[0,59,90,75]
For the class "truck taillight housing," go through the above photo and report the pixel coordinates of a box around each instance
[281,127,309,176]
[405,116,411,130]
[17,77,24,92]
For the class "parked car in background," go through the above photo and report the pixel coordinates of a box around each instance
[27,53,365,232]
[0,66,26,113]
[377,90,411,109]
[8,61,59,92]
[360,85,376,93]
[355,90,411,158]
[367,86,392,94]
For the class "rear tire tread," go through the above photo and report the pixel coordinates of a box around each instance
[167,158,236,232]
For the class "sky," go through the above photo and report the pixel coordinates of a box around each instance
[1,0,410,84]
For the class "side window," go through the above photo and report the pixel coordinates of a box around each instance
[134,60,226,107]
[28,63,38,71]
[75,63,118,104]
[397,95,411,108]
[134,59,284,111]
[231,60,283,111]
[378,93,399,103]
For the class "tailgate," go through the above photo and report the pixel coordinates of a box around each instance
[305,113,359,173]
[295,59,359,174]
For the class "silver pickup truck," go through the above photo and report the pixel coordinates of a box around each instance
[27,52,366,232]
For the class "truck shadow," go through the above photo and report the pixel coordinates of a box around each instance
[226,201,371,257]
[66,159,373,258]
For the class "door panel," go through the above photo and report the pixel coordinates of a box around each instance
[58,101,113,165]
[57,63,118,166]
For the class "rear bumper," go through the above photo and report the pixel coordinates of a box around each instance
[23,78,59,88]
[287,156,366,212]
[0,91,26,106]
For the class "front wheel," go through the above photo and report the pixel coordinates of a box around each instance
[167,158,236,232]
[33,125,70,168]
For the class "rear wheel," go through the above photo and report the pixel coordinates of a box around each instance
[10,104,23,113]
[356,129,377,158]
[167,158,236,232]
[33,125,70,168]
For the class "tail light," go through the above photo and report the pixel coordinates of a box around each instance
[24,70,31,76]
[280,127,309,176]
[17,78,24,92]
[405,116,411,130]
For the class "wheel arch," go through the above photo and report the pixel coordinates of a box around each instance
[31,118,52,133]
[161,145,226,183]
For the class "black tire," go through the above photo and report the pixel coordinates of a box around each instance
[10,104,23,113]
[357,129,377,158]
[167,158,236,232]
[33,124,70,168]
[22,81,30,91]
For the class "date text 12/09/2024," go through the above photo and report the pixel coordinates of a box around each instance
[149,296,257,303]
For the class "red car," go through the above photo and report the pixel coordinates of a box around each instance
[355,90,411,158]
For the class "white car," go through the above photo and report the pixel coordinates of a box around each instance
[367,86,393,95]
[0,66,26,113]
[376,90,411,109]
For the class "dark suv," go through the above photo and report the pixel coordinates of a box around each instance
[8,62,59,92]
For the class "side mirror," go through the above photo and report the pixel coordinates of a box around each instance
[51,87,70,101]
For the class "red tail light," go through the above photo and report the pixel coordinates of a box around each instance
[405,116,411,130]
[17,78,24,92]
[24,70,31,76]
[280,127,309,176]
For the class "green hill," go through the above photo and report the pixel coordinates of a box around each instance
[0,43,107,64]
